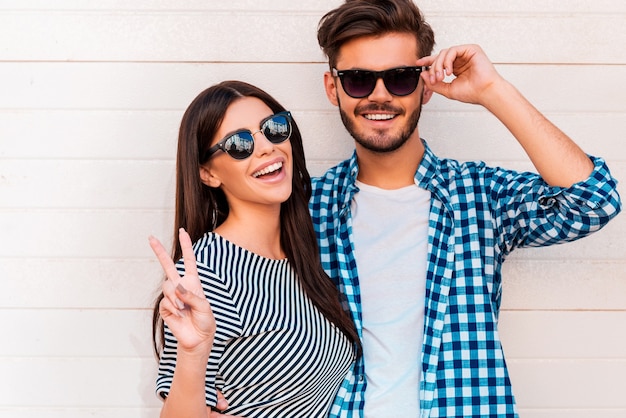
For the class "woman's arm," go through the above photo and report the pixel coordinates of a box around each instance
[150,229,216,418]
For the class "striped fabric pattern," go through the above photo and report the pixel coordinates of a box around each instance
[156,233,355,417]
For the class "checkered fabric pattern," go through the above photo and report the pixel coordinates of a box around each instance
[311,141,621,418]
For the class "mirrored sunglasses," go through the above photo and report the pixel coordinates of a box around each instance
[206,111,292,160]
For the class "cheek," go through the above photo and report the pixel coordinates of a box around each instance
[277,143,295,180]
[278,141,293,159]
[211,160,247,187]
[336,95,361,116]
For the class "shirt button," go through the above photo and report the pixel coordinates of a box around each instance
[359,375,364,382]
[539,196,557,207]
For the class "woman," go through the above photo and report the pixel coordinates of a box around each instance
[150,80,359,417]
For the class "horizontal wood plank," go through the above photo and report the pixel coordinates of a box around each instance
[0,408,161,418]
[516,410,626,418]
[1,110,625,163]
[3,308,625,359]
[1,63,624,112]
[508,359,626,408]
[0,210,172,258]
[1,0,625,13]
[1,258,624,310]
[0,357,623,409]
[0,309,155,357]
[499,311,626,359]
[2,160,622,209]
[501,260,626,310]
[1,209,623,259]
[1,12,624,63]
[0,160,176,209]
[0,258,164,309]
[0,358,160,407]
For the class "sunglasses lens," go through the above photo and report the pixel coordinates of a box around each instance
[338,67,422,98]
[223,132,254,159]
[208,113,292,160]
[384,68,419,96]
[262,114,292,144]
[341,71,376,98]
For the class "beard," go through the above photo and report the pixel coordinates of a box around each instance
[338,96,423,154]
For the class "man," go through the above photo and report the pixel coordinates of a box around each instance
[310,0,621,417]
[211,0,621,417]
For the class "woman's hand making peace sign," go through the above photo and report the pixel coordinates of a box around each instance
[149,228,216,354]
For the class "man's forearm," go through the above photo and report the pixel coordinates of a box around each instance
[482,78,594,188]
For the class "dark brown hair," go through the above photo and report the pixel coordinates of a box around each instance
[152,80,360,356]
[317,0,435,69]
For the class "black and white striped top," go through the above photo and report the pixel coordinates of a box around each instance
[156,233,355,417]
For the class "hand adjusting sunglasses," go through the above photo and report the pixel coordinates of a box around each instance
[332,66,427,98]
[205,111,293,160]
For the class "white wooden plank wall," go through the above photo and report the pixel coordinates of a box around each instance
[0,1,624,416]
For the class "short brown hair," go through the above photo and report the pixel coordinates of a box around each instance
[317,0,435,69]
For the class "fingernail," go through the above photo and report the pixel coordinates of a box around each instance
[177,284,187,294]
[175,298,185,310]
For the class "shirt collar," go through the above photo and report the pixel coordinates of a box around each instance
[345,139,443,186]
[414,139,444,190]
[344,139,450,205]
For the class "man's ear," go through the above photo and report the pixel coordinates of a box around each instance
[199,165,221,188]
[323,71,339,106]
[421,84,434,105]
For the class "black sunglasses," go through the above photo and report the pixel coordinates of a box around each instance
[332,66,427,98]
[205,111,292,160]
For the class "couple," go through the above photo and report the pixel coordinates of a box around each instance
[150,0,622,417]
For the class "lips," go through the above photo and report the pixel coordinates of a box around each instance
[252,161,283,178]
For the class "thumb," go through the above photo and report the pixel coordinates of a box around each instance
[215,390,229,411]
[421,73,452,100]
[175,284,211,313]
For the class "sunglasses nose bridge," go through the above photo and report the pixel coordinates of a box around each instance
[250,129,276,155]
[250,129,276,146]
[369,72,394,99]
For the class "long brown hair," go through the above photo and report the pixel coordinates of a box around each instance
[317,0,436,69]
[152,80,360,355]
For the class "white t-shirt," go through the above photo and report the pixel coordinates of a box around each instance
[352,181,430,417]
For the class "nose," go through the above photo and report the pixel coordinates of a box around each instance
[252,130,274,155]
[368,77,393,102]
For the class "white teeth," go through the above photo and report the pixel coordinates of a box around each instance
[253,162,283,178]
[364,114,395,120]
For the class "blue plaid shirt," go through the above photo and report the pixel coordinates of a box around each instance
[310,141,621,417]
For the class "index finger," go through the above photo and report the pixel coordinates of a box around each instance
[416,54,435,68]
[416,54,440,84]
[178,228,199,278]
[148,235,181,283]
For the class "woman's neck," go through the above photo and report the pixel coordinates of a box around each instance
[214,205,284,260]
